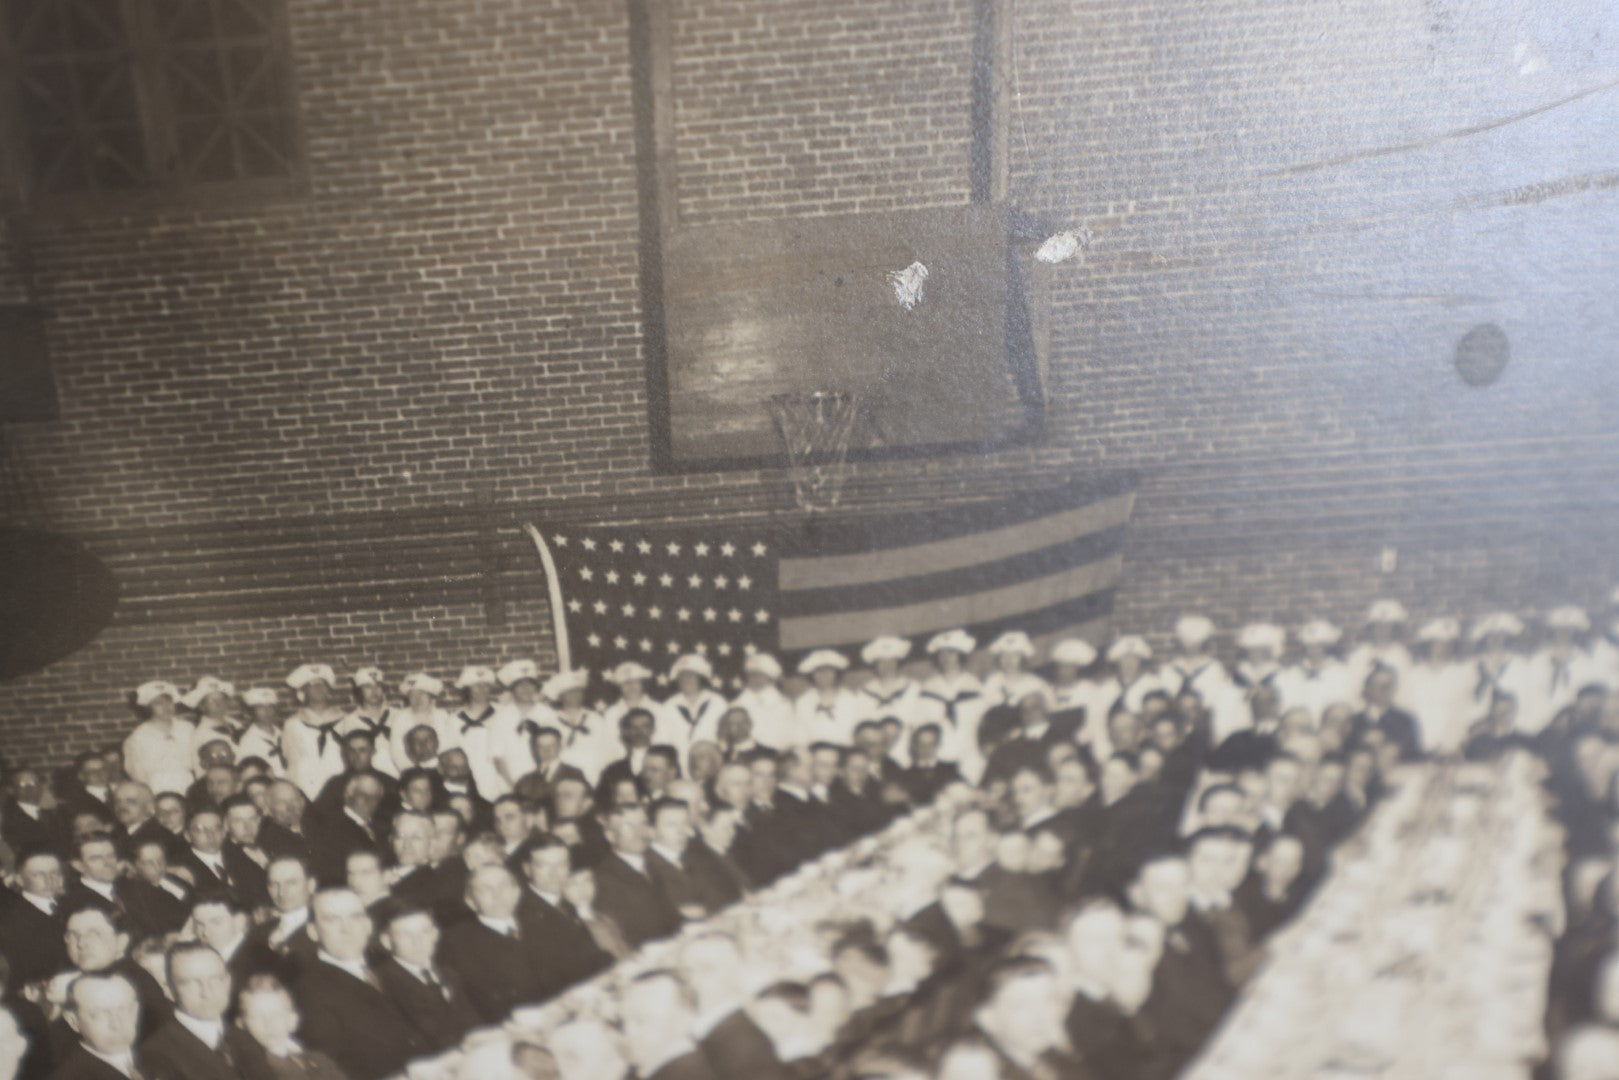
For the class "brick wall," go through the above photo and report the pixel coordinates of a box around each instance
[1,0,1616,763]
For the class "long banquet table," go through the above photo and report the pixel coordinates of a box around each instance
[1182,753,1566,1080]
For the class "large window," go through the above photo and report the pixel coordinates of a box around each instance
[0,0,301,200]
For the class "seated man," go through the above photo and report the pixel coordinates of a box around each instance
[621,970,719,1080]
[592,801,681,948]
[295,888,430,1080]
[140,942,238,1079]
[54,972,147,1080]
[374,902,480,1054]
[439,865,549,1023]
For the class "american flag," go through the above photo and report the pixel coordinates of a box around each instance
[529,475,1138,695]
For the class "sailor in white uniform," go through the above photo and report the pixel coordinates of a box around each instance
[184,676,243,773]
[389,672,458,770]
[123,681,197,797]
[603,661,673,756]
[1521,606,1599,734]
[1232,623,1286,722]
[491,659,553,788]
[1090,636,1163,756]
[281,664,348,800]
[915,630,985,777]
[1467,613,1532,730]
[730,653,795,752]
[664,654,729,756]
[339,666,399,777]
[1346,599,1414,691]
[1276,619,1355,723]
[855,635,923,740]
[541,668,612,784]
[981,632,1051,710]
[1160,615,1244,747]
[1403,617,1475,755]
[237,687,286,775]
[796,649,861,748]
[451,665,505,798]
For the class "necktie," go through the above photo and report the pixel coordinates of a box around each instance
[314,720,343,756]
[423,968,448,999]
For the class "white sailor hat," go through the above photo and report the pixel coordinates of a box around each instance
[861,636,912,665]
[798,649,850,675]
[1470,612,1524,641]
[1415,617,1461,643]
[455,665,498,689]
[744,653,784,680]
[180,676,236,709]
[1050,638,1099,668]
[1545,605,1592,632]
[925,629,977,656]
[987,631,1037,659]
[1106,635,1152,662]
[1237,624,1285,652]
[670,654,715,683]
[607,661,655,685]
[350,666,385,689]
[1173,615,1215,648]
[286,664,336,690]
[399,672,444,698]
[241,687,280,708]
[497,659,540,687]
[134,680,182,707]
[1297,619,1342,647]
[1366,599,1409,624]
[542,669,589,701]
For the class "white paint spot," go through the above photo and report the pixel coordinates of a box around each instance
[1035,227,1093,264]
[888,261,928,310]
[1514,39,1547,76]
[400,471,412,482]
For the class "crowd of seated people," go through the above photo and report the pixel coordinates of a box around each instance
[0,595,1615,1078]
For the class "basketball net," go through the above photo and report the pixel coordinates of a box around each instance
[767,390,860,513]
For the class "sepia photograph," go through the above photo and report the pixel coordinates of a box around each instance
[0,0,1617,1077]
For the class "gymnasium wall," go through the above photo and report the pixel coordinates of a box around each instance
[1,0,1616,763]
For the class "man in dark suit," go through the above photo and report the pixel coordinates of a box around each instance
[1,768,57,858]
[242,855,320,985]
[295,887,431,1080]
[1131,852,1233,1077]
[621,970,720,1080]
[259,781,315,866]
[47,906,172,1063]
[123,839,195,940]
[1350,667,1423,762]
[438,865,549,1022]
[511,727,588,808]
[219,795,272,909]
[899,725,962,806]
[374,902,480,1053]
[51,972,147,1080]
[384,811,443,909]
[311,733,399,824]
[140,941,240,1079]
[109,782,183,865]
[548,776,611,869]
[515,836,614,996]
[62,834,133,927]
[826,751,891,845]
[308,774,386,886]
[592,801,681,948]
[175,807,241,902]
[0,848,67,985]
[646,798,711,920]
[681,801,753,902]
[971,958,1092,1080]
[598,708,659,799]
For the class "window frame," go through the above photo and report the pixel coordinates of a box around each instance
[0,0,309,213]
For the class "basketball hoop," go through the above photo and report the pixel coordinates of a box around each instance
[767,390,860,513]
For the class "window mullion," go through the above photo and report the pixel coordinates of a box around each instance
[118,0,179,187]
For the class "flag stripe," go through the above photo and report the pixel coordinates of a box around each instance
[779,553,1123,648]
[778,525,1128,618]
[778,492,1136,591]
